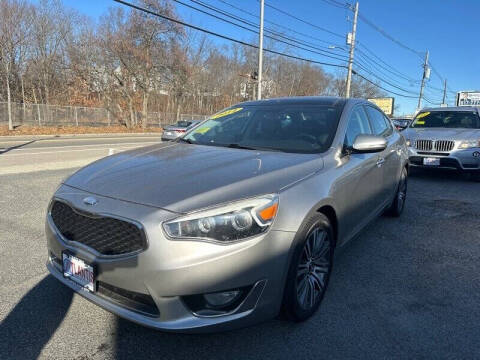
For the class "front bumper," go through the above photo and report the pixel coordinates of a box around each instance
[45,185,295,332]
[408,147,480,171]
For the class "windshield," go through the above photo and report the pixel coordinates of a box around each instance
[182,104,343,153]
[411,111,480,129]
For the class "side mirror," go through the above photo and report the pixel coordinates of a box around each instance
[352,134,387,153]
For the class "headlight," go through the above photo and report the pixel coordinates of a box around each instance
[458,140,480,149]
[162,195,279,242]
[405,139,412,147]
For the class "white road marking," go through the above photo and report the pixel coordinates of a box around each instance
[2,141,159,152]
[0,135,161,143]
[1,142,158,156]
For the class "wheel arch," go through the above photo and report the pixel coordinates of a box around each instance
[317,205,338,248]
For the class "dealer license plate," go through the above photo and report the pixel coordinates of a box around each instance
[62,253,95,292]
[423,157,440,166]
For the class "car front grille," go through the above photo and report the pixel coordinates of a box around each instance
[50,200,147,256]
[435,140,455,152]
[415,139,455,152]
[415,139,433,151]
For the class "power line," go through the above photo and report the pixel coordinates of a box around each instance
[202,0,426,99]
[262,0,345,39]
[357,12,424,58]
[114,0,450,104]
[355,50,419,88]
[318,0,351,9]
[184,0,349,61]
[173,0,346,61]
[112,0,347,69]
[353,63,419,96]
[356,45,420,84]
[355,13,454,92]
[428,61,457,95]
[353,71,419,99]
[215,0,345,48]
[217,0,427,95]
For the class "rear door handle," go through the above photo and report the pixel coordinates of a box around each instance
[376,157,385,167]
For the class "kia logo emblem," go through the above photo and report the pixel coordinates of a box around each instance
[83,197,98,206]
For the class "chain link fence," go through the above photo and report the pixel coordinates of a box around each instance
[0,102,208,128]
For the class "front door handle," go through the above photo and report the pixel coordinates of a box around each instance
[376,157,385,167]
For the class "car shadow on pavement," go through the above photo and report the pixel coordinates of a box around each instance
[409,167,473,182]
[0,275,73,360]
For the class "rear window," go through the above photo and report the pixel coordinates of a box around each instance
[176,121,192,127]
[412,111,480,129]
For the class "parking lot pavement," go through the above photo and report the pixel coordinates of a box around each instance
[0,134,162,174]
[1,167,479,360]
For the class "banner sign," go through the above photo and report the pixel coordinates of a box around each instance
[367,97,395,116]
[456,91,480,106]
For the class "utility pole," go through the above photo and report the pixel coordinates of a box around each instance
[442,79,447,105]
[417,50,429,110]
[257,0,264,100]
[345,1,359,98]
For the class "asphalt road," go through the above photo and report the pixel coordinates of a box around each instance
[0,134,162,174]
[0,151,479,359]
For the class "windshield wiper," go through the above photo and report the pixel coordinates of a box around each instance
[226,143,257,150]
[226,143,285,152]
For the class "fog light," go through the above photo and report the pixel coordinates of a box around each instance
[203,290,241,308]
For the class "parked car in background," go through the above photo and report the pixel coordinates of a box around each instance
[392,118,412,131]
[45,97,408,332]
[402,106,480,181]
[161,120,201,141]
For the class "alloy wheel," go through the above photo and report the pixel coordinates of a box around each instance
[397,172,407,212]
[296,227,331,310]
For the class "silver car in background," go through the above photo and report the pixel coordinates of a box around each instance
[45,97,408,332]
[161,120,201,141]
[402,106,480,181]
[392,117,412,131]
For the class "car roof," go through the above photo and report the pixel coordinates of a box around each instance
[421,106,480,113]
[238,96,350,107]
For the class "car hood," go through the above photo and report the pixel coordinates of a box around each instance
[403,127,480,141]
[64,143,323,213]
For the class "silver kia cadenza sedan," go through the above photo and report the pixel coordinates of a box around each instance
[45,97,409,332]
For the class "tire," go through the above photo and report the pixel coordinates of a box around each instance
[385,167,408,217]
[282,213,334,322]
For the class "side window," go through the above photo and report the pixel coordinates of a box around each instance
[365,106,390,137]
[344,106,373,147]
[383,114,394,135]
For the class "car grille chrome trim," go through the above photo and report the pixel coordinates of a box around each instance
[415,139,455,152]
[415,139,433,151]
[435,140,455,152]
[50,200,147,257]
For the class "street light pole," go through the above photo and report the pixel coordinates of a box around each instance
[257,0,264,100]
[345,2,359,98]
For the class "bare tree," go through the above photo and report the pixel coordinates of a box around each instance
[0,0,392,130]
[0,0,33,130]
